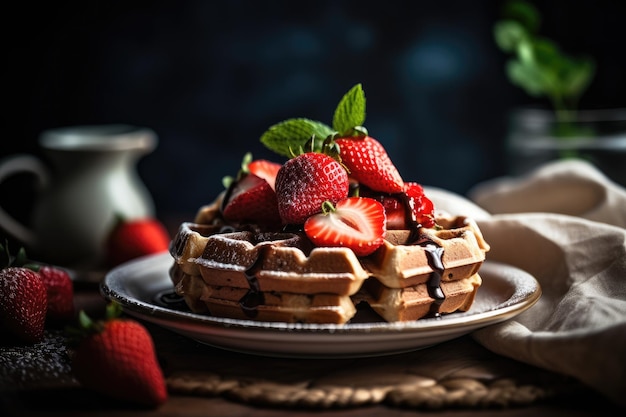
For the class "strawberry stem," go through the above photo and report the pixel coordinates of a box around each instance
[320,200,336,215]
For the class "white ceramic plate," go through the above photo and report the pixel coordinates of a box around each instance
[101,253,541,358]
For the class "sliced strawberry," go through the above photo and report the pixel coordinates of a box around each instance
[405,182,436,229]
[222,173,282,226]
[275,152,349,225]
[248,159,281,191]
[335,135,404,193]
[304,197,386,257]
[360,183,435,229]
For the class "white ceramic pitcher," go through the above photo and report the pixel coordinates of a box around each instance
[0,124,157,268]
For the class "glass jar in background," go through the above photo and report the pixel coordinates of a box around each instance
[506,108,626,187]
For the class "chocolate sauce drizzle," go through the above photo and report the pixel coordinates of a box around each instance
[395,192,446,318]
[235,190,446,320]
[239,246,268,318]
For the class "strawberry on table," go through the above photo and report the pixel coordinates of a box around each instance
[105,216,171,267]
[69,302,168,408]
[0,266,47,343]
[304,197,386,257]
[0,242,48,343]
[275,152,349,225]
[38,264,74,323]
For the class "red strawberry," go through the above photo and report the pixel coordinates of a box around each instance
[304,197,386,257]
[373,193,407,230]
[360,183,436,230]
[335,135,404,193]
[70,303,168,407]
[0,266,47,343]
[248,159,281,190]
[38,265,74,323]
[404,182,436,229]
[275,152,349,224]
[105,217,171,267]
[222,173,282,226]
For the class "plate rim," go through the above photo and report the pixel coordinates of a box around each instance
[100,252,541,336]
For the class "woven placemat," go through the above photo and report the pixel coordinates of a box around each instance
[0,326,586,410]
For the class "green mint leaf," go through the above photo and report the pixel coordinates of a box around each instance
[332,83,366,135]
[260,118,333,158]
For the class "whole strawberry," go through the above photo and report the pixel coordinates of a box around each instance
[105,216,171,267]
[0,266,47,343]
[275,152,349,224]
[38,265,74,323]
[335,135,404,194]
[70,303,168,407]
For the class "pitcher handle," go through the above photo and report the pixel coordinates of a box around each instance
[0,154,49,247]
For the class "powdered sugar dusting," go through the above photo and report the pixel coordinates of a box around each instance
[0,330,77,390]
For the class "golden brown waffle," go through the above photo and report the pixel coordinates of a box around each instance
[355,274,482,322]
[364,216,489,288]
[171,224,370,296]
[169,211,489,324]
[170,263,357,324]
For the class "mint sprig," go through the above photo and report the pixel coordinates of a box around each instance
[332,83,366,135]
[260,84,368,158]
[260,118,333,157]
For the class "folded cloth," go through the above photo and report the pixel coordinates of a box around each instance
[426,159,626,408]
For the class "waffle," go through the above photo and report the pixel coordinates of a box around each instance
[171,265,356,323]
[355,273,482,322]
[169,209,490,324]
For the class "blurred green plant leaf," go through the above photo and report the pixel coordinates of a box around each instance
[494,0,595,113]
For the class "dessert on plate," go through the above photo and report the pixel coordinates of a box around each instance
[169,84,490,324]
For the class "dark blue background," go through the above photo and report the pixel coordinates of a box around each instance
[6,0,626,220]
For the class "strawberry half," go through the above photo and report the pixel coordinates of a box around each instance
[222,172,282,226]
[304,197,386,257]
[248,159,281,190]
[275,152,349,225]
[335,135,404,193]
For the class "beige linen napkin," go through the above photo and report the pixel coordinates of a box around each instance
[426,159,626,407]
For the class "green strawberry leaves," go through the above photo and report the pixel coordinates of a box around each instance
[260,84,367,158]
